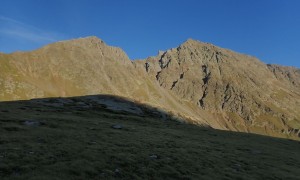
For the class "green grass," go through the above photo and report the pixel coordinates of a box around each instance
[0,95,300,179]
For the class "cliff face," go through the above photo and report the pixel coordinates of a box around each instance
[0,37,299,139]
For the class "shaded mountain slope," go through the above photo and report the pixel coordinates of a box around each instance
[0,95,300,179]
[0,37,299,139]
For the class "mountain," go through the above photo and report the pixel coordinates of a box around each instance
[136,39,300,138]
[0,36,299,139]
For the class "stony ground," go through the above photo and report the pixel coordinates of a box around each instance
[0,95,300,179]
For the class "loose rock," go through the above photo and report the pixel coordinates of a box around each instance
[23,120,41,127]
[149,154,158,159]
[111,124,122,129]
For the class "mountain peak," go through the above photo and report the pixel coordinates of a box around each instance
[78,36,103,42]
[180,38,212,49]
[64,36,105,45]
[185,38,200,43]
[182,38,200,46]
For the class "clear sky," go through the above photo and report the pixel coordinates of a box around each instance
[0,0,299,68]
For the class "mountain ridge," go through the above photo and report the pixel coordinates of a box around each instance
[3,36,300,69]
[0,36,299,139]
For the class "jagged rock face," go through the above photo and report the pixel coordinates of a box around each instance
[0,37,299,139]
[142,39,300,138]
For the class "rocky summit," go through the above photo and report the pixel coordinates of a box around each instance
[0,36,299,139]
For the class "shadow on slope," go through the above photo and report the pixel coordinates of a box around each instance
[0,94,300,179]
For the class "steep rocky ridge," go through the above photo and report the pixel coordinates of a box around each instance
[0,37,299,139]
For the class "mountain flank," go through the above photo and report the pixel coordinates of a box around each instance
[0,36,299,139]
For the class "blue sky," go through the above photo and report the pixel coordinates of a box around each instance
[0,0,299,68]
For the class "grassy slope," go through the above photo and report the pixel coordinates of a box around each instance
[0,95,300,180]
